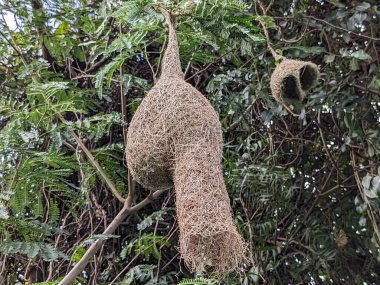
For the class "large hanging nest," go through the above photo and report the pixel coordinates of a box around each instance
[270,59,319,104]
[126,8,246,276]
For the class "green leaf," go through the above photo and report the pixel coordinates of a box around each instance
[0,242,68,261]
[350,58,359,71]
[284,45,325,55]
[367,145,375,157]
[0,203,9,220]
[355,2,371,12]
[364,188,378,199]
[362,175,371,189]
[94,57,126,99]
[179,278,217,285]
[137,208,169,231]
[369,76,380,89]
[80,234,120,246]
[120,264,157,284]
[372,176,380,193]
[350,50,372,60]
[32,281,59,285]
[324,54,335,63]
[71,246,86,262]
[55,20,70,36]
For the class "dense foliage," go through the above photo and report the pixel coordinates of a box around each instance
[0,0,379,284]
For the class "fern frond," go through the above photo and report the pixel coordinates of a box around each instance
[93,56,126,99]
[48,199,60,226]
[27,82,70,102]
[31,281,59,285]
[32,193,43,218]
[111,0,151,23]
[179,278,217,285]
[0,202,9,220]
[0,241,68,261]
[80,234,120,246]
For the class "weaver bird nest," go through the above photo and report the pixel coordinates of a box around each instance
[126,8,246,276]
[270,59,319,104]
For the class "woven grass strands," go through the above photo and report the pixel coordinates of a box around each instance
[125,8,245,276]
[254,0,320,105]
[270,59,320,104]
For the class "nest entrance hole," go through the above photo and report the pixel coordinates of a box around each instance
[282,75,300,101]
[300,65,318,90]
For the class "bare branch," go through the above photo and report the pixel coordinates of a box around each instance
[57,114,126,204]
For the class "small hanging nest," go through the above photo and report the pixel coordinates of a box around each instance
[270,59,319,104]
[126,7,246,276]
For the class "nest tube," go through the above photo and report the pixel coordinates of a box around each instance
[270,59,320,104]
[174,143,246,275]
[126,8,246,277]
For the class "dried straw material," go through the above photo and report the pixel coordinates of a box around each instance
[335,229,348,247]
[126,8,245,276]
[270,59,319,104]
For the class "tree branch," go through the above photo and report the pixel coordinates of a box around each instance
[1,18,125,204]
[57,114,125,204]
[58,189,167,285]
[351,150,380,244]
[254,0,284,61]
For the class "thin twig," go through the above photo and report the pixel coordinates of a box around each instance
[71,73,120,83]
[353,84,380,95]
[109,252,142,284]
[351,150,380,243]
[317,109,344,179]
[120,25,128,145]
[254,0,284,61]
[271,15,380,41]
[155,35,167,79]
[144,44,157,83]
[57,114,125,204]
[185,49,235,81]
[2,29,124,204]
[58,189,167,285]
[307,15,380,41]
[160,252,180,272]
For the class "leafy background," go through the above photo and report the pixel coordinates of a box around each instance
[0,0,379,284]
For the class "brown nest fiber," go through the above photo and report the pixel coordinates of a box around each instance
[270,59,319,104]
[126,8,246,276]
